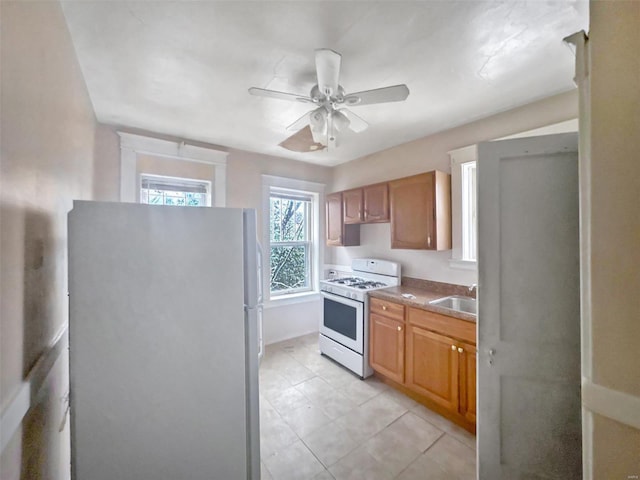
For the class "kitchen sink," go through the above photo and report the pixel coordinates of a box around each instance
[429,295,477,316]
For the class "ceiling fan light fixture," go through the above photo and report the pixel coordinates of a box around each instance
[310,108,327,132]
[332,110,350,132]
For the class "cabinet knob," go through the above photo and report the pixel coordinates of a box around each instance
[382,305,387,311]
[451,345,456,351]
[458,347,464,353]
[397,325,402,332]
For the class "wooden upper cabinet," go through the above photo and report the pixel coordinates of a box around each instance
[363,183,389,223]
[389,171,451,250]
[326,192,360,246]
[343,185,389,224]
[343,188,364,224]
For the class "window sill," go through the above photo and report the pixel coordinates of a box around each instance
[264,291,321,309]
[449,258,477,271]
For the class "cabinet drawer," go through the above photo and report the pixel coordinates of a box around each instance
[370,297,405,321]
[408,307,475,344]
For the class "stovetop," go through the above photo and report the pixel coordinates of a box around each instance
[321,259,401,301]
[323,276,389,290]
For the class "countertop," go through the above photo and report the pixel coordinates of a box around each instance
[369,285,477,323]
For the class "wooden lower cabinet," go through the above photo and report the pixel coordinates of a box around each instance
[369,301,476,433]
[369,312,405,383]
[405,326,459,412]
[369,298,405,383]
[459,341,477,423]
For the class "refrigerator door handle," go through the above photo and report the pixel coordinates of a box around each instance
[256,242,264,305]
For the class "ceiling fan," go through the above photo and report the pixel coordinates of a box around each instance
[249,49,410,152]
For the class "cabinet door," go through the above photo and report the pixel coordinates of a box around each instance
[370,312,404,383]
[389,173,434,249]
[326,192,344,245]
[406,326,459,412]
[458,341,476,423]
[343,189,363,224]
[326,192,360,246]
[363,183,389,223]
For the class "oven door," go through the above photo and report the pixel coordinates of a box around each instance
[320,291,364,354]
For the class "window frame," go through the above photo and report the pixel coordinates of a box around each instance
[461,161,477,262]
[261,175,324,304]
[268,190,313,296]
[449,145,478,271]
[118,132,227,206]
[139,173,212,207]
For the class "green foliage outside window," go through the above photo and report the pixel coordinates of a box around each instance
[269,194,311,294]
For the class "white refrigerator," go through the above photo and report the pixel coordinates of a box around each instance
[68,201,262,480]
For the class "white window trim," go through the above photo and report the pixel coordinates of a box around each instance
[449,144,478,271]
[448,120,579,270]
[140,173,212,207]
[461,161,477,262]
[262,175,325,305]
[118,132,228,206]
[269,190,312,296]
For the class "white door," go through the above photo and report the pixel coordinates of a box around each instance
[477,133,581,479]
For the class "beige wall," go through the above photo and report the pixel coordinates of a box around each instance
[0,1,97,478]
[588,0,640,474]
[329,90,578,284]
[226,149,332,240]
[92,124,121,201]
[137,154,215,184]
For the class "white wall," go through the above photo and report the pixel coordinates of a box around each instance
[1,1,97,478]
[328,91,578,285]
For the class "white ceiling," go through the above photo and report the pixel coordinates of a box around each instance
[61,1,588,166]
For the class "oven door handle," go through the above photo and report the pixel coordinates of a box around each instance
[320,290,364,308]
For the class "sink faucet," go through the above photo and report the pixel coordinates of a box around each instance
[468,283,477,294]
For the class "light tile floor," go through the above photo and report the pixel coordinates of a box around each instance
[259,333,476,480]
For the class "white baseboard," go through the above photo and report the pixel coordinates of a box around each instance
[582,379,640,430]
[0,325,68,454]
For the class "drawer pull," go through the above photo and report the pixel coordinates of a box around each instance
[451,345,456,351]
[382,305,387,311]
[458,347,464,353]
[397,326,402,332]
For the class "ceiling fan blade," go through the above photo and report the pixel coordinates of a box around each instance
[286,111,312,131]
[339,109,369,133]
[279,126,326,153]
[343,84,410,106]
[315,49,341,97]
[248,87,314,103]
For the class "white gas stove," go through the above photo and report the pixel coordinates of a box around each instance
[319,259,401,378]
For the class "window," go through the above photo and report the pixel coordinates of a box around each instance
[269,189,313,295]
[461,161,477,261]
[140,174,211,207]
[449,144,477,269]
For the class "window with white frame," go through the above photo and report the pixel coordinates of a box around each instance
[269,188,314,296]
[461,161,477,261]
[140,174,211,207]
